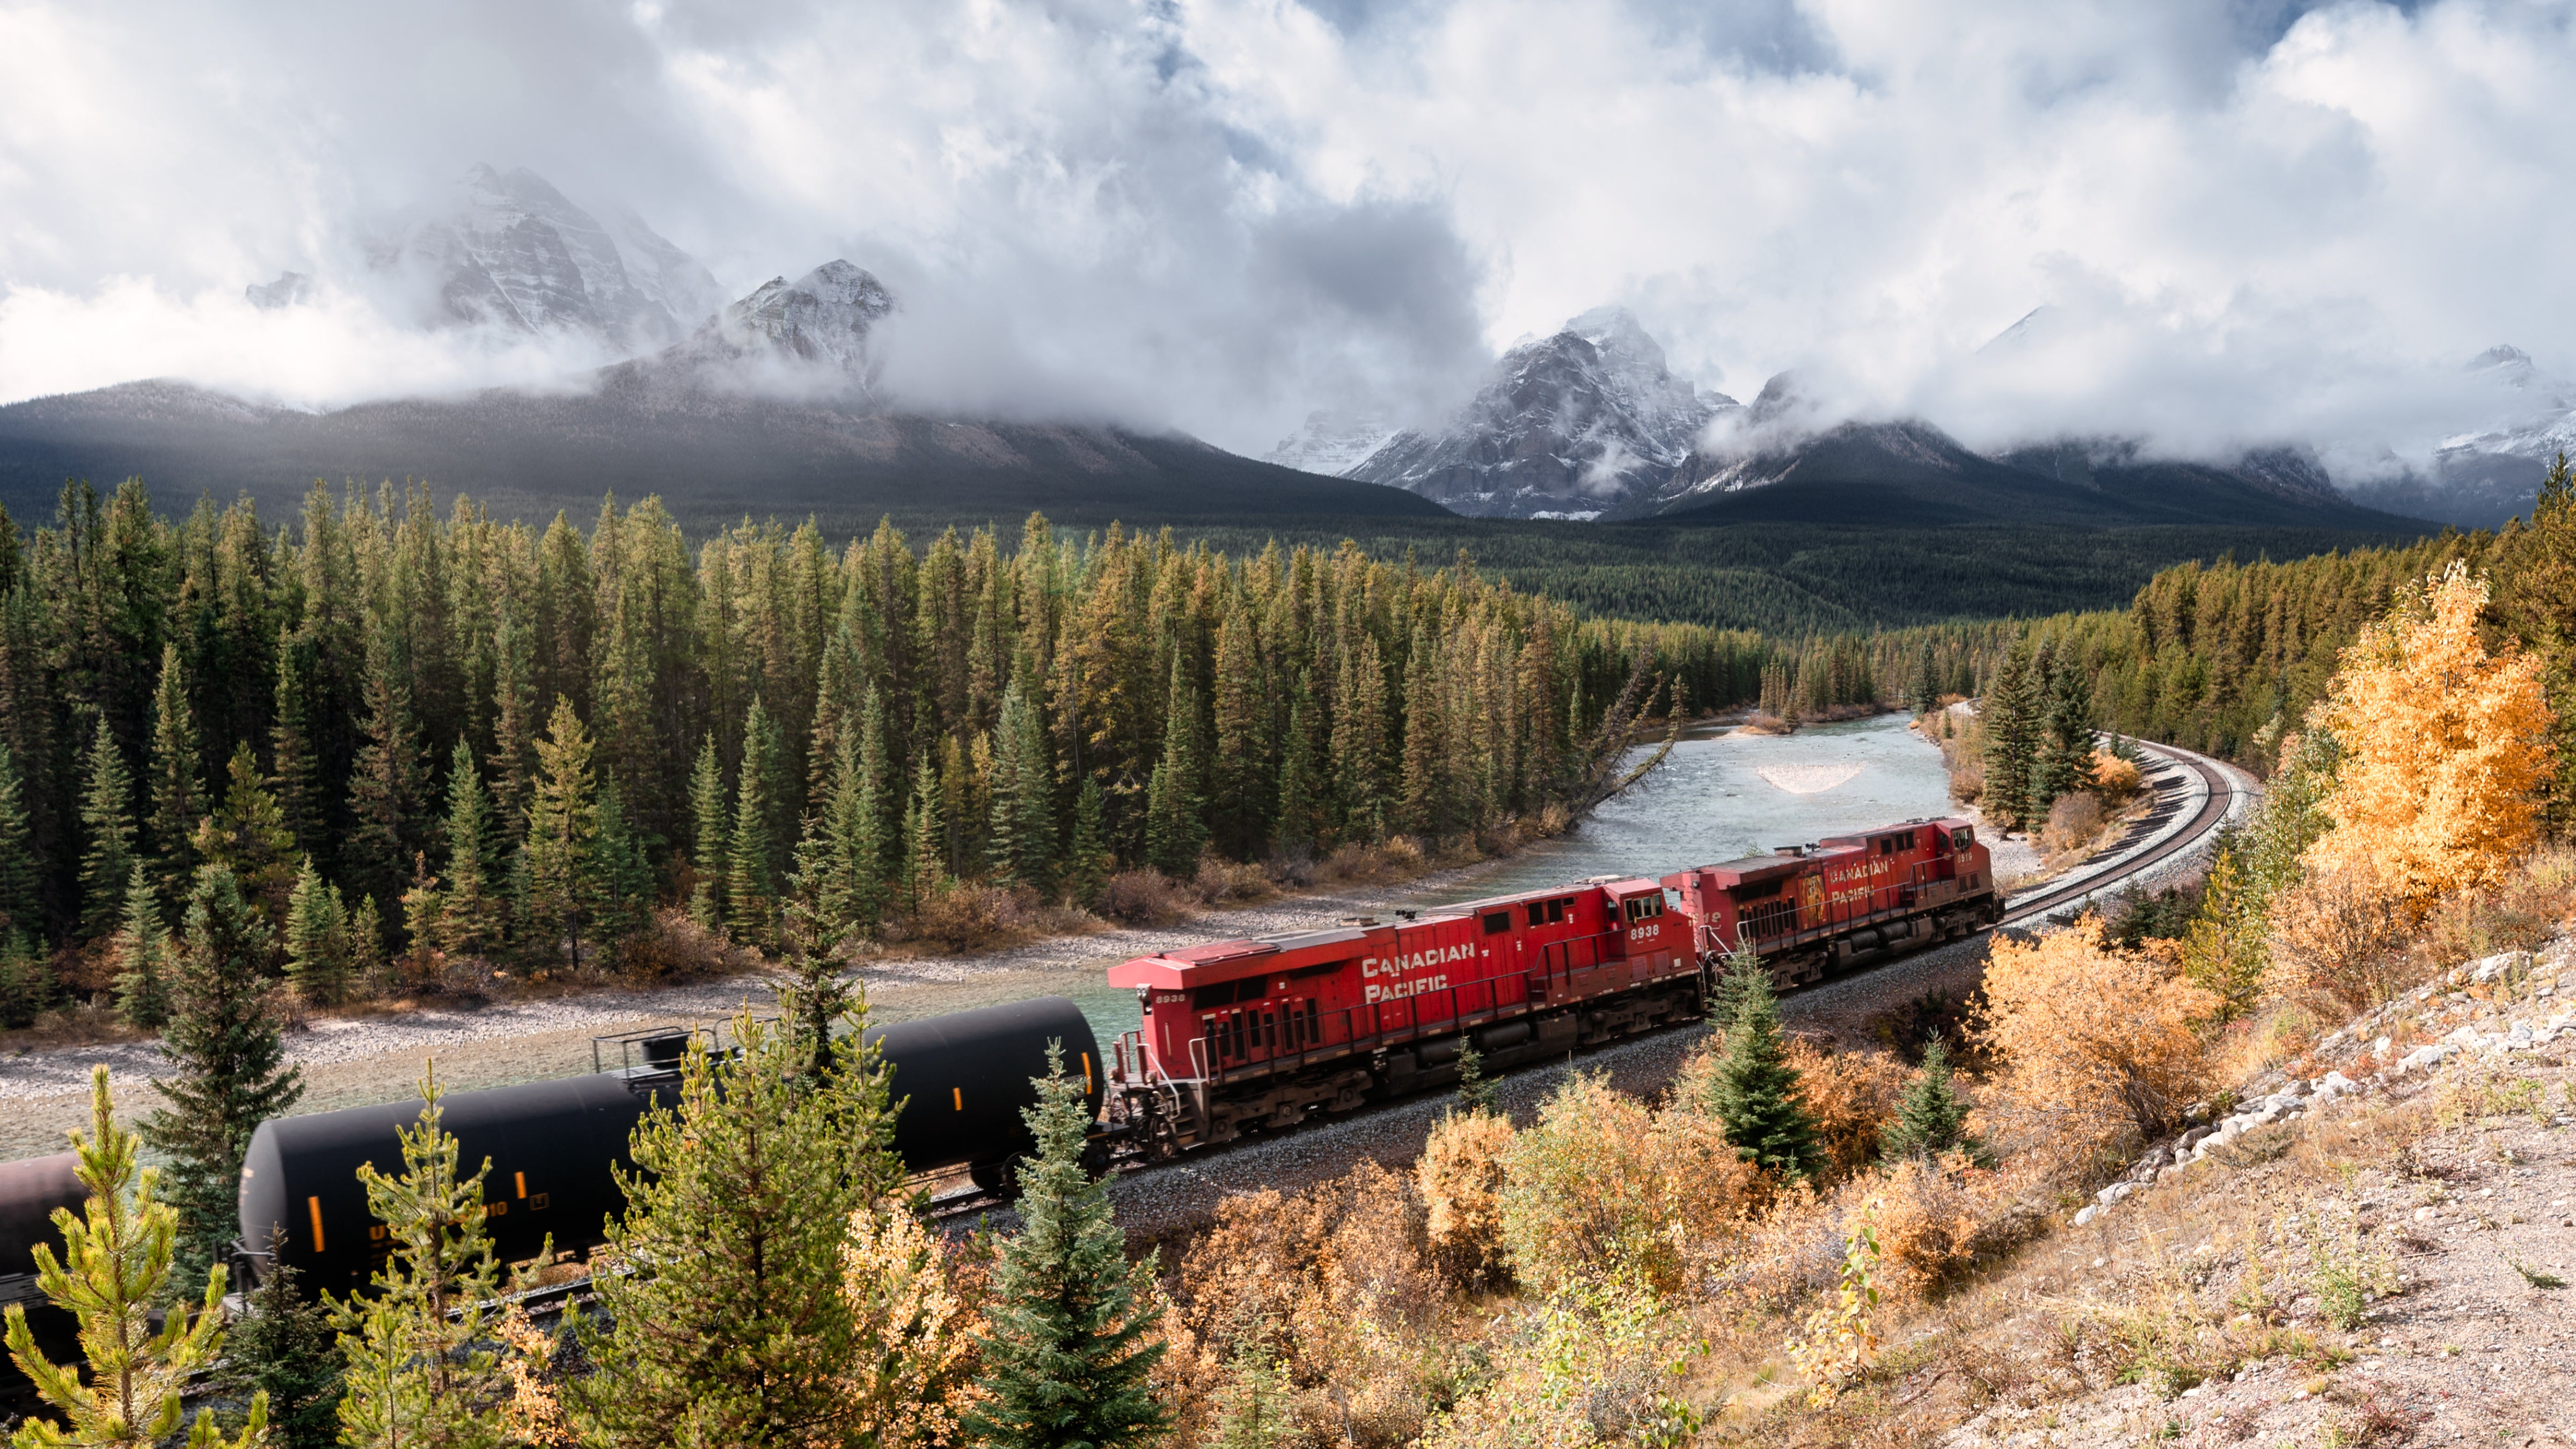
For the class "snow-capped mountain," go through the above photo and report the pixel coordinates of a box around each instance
[344,164,726,350]
[1287,307,1732,518]
[2340,346,2576,527]
[1264,411,1404,478]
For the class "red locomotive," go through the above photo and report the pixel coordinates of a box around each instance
[1104,817,1997,1152]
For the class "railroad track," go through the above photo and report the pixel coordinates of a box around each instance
[1995,738,2246,928]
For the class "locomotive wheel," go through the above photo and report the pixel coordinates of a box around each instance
[968,1158,1020,1197]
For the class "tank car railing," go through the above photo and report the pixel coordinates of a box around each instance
[591,1020,742,1080]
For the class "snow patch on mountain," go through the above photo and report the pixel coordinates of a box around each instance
[1328,306,1733,518]
[1264,410,1405,476]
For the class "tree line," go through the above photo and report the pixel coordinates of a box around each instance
[0,479,1813,1026]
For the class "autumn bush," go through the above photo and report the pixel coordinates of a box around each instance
[2402,842,2576,976]
[1972,916,2218,1173]
[1167,1162,1448,1449]
[1774,1038,1909,1183]
[2037,791,2106,857]
[2263,860,2417,1013]
[1097,870,1196,926]
[2088,749,2142,800]
[1497,1072,1757,1296]
[1189,855,1276,905]
[1417,1109,1516,1290]
[1870,1154,2006,1304]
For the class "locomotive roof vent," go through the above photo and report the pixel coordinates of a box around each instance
[1772,844,1810,857]
[1343,916,1380,927]
[1396,909,1417,920]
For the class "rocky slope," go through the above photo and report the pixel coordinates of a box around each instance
[2343,345,2576,528]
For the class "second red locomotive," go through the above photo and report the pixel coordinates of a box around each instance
[1106,816,1996,1151]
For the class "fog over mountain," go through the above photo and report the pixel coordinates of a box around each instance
[6,0,2576,517]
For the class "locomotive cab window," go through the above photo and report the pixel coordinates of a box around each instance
[1622,896,1664,922]
[1482,910,1512,934]
[1950,827,1974,851]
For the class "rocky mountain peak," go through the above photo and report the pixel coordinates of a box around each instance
[1305,308,1731,518]
[717,261,895,373]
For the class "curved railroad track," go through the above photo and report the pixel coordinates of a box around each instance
[1995,737,2246,928]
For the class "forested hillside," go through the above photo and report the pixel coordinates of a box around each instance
[1175,518,2428,636]
[0,479,1782,1018]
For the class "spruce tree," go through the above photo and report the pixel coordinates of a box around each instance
[728,706,781,949]
[269,640,325,871]
[190,744,296,923]
[330,1069,508,1449]
[1272,676,1321,857]
[488,609,538,839]
[348,623,426,923]
[523,698,599,971]
[217,1239,347,1449]
[0,929,52,1030]
[686,731,728,931]
[1208,604,1271,858]
[568,1011,906,1449]
[1908,641,1941,716]
[1980,635,2043,834]
[1701,945,1821,1182]
[284,856,349,1006]
[1331,635,1389,841]
[144,642,203,898]
[1145,660,1204,876]
[1878,1036,1978,1162]
[140,864,305,1286]
[987,680,1055,891]
[347,894,386,997]
[2028,649,2097,825]
[433,740,495,958]
[903,753,946,911]
[3,1067,268,1449]
[1064,775,1112,909]
[588,779,653,950]
[110,862,172,1030]
[1453,1043,1497,1117]
[76,714,137,942]
[1397,626,1448,838]
[965,1043,1169,1449]
[0,741,37,942]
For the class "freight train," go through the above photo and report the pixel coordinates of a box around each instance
[0,815,1992,1330]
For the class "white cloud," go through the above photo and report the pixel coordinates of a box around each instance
[2,0,2573,466]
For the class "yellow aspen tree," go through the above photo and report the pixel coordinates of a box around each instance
[2311,563,2555,899]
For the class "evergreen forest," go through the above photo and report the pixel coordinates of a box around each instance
[0,478,1803,1021]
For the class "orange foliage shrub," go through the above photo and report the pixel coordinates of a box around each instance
[2090,750,2142,800]
[1870,1154,2001,1304]
[1777,1038,1908,1182]
[2310,562,2555,901]
[1417,1109,1515,1289]
[1973,916,2218,1168]
[2039,792,2106,856]
[2264,860,2418,1013]
[1167,1162,1444,1448]
[1497,1073,1757,1296]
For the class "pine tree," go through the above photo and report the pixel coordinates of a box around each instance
[963,1043,1168,1449]
[1272,675,1321,858]
[189,744,296,924]
[348,624,426,923]
[330,1068,509,1449]
[0,928,53,1030]
[216,1241,347,1449]
[1878,1036,1978,1162]
[903,753,946,911]
[2028,649,2097,824]
[686,732,728,932]
[269,639,325,871]
[489,609,538,840]
[144,642,203,898]
[1208,604,1271,858]
[1209,1345,1290,1449]
[1453,1042,1497,1117]
[1701,945,1821,1182]
[109,863,172,1031]
[788,736,877,961]
[284,856,349,1006]
[433,741,495,958]
[1063,775,1112,909]
[140,864,305,1287]
[1397,626,1448,838]
[347,894,386,998]
[1331,635,1389,841]
[588,779,653,950]
[1908,641,1941,716]
[523,698,599,971]
[728,704,781,950]
[1145,660,1204,877]
[568,1011,906,1449]
[1980,635,2043,834]
[3,1067,268,1449]
[0,742,36,942]
[77,714,137,942]
[987,681,1055,891]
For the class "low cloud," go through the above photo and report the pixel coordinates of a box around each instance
[3,0,2573,467]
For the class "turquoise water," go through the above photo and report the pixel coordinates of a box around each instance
[856,713,1957,1051]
